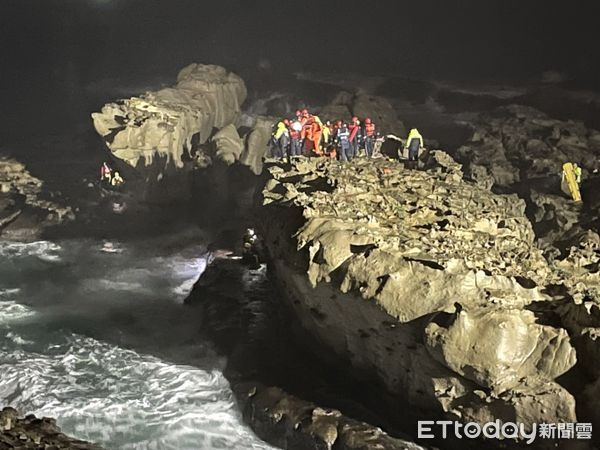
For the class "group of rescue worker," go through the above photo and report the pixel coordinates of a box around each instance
[270,109,424,163]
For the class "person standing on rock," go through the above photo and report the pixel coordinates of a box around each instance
[100,162,112,184]
[404,128,424,161]
[289,119,303,157]
[322,120,332,148]
[335,122,351,162]
[271,119,290,160]
[363,118,379,158]
[348,117,362,160]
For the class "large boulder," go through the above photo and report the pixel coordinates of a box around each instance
[425,307,576,393]
[92,64,247,171]
[91,64,262,202]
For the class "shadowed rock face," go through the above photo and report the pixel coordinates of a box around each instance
[234,382,425,450]
[258,154,600,447]
[458,105,600,188]
[0,157,74,240]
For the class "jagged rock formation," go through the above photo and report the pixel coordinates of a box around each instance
[258,154,599,447]
[0,407,102,449]
[92,64,277,202]
[92,64,247,171]
[0,157,74,240]
[457,105,600,187]
[234,382,424,450]
[457,104,600,258]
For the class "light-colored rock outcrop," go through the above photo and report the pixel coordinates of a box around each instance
[92,64,247,171]
[259,154,594,446]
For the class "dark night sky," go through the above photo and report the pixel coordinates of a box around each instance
[1,0,600,140]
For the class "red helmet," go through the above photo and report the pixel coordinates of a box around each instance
[365,118,372,124]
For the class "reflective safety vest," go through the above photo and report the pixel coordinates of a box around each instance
[337,127,350,142]
[405,128,423,149]
[273,122,288,140]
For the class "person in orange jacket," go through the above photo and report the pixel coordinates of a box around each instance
[348,116,362,159]
[301,114,313,154]
[311,115,324,155]
[363,118,379,158]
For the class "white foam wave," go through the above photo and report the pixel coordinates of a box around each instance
[0,301,35,323]
[0,238,273,449]
[0,241,62,260]
[0,334,273,450]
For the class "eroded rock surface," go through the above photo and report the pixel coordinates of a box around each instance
[0,156,74,240]
[0,407,101,449]
[458,105,600,186]
[258,154,600,446]
[234,382,424,450]
[92,63,247,171]
[91,64,279,202]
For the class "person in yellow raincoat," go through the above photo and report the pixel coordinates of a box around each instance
[404,128,424,161]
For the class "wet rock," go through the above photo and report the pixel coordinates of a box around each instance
[0,407,102,449]
[234,382,424,450]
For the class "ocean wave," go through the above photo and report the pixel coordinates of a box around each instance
[0,240,62,260]
[0,301,35,323]
[0,331,273,450]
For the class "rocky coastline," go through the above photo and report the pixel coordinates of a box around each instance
[255,153,599,449]
[0,407,101,449]
[3,61,600,449]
